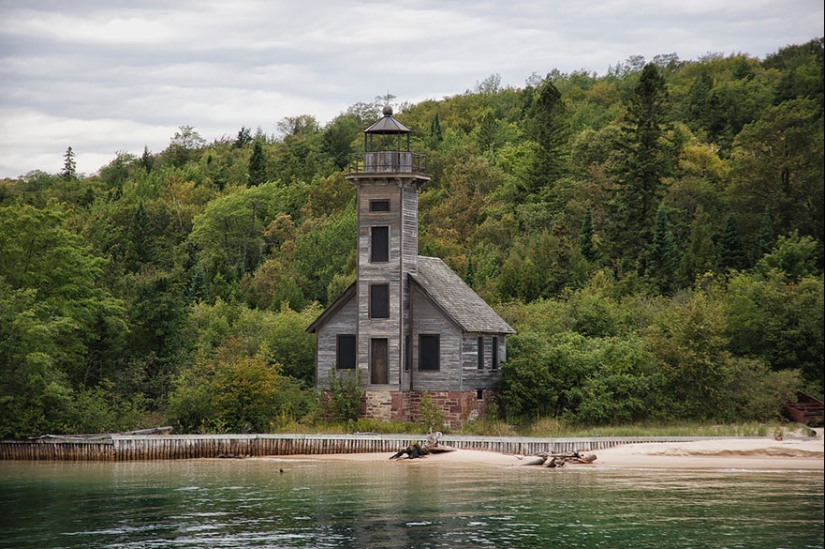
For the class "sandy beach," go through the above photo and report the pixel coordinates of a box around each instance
[272,430,824,471]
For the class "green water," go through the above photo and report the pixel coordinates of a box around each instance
[0,459,822,549]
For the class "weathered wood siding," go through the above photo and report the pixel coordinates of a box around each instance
[356,179,403,387]
[401,184,418,273]
[411,288,463,391]
[460,334,504,391]
[316,294,359,387]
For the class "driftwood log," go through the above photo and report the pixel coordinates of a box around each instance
[389,432,457,460]
[518,450,597,467]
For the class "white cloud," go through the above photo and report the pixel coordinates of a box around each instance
[0,0,822,178]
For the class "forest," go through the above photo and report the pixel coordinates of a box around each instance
[1,38,822,438]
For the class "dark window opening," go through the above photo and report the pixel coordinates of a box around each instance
[492,337,499,370]
[476,388,484,400]
[477,336,484,369]
[370,200,390,212]
[337,334,356,370]
[370,284,389,319]
[371,226,389,262]
[405,335,411,371]
[419,334,440,371]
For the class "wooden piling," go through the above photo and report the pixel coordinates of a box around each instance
[0,434,712,461]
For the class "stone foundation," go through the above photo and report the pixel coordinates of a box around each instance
[361,389,493,429]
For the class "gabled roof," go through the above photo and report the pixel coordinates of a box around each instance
[411,256,515,334]
[305,282,356,333]
[305,257,515,335]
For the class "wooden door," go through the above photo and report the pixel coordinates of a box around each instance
[370,338,389,384]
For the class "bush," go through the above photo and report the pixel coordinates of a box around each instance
[418,391,447,432]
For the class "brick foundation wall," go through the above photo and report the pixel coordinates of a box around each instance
[359,390,493,429]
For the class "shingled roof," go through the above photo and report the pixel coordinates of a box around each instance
[306,256,515,335]
[410,256,515,334]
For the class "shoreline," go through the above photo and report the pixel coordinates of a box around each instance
[267,432,824,471]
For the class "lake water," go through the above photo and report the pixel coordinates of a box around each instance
[0,459,822,549]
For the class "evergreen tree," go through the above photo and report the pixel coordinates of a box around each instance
[248,140,266,187]
[578,207,597,262]
[185,264,209,303]
[125,201,156,272]
[140,146,153,174]
[678,205,717,285]
[62,146,77,179]
[464,256,475,287]
[718,213,747,270]
[644,203,680,293]
[233,126,252,149]
[607,62,673,271]
[429,112,443,145]
[752,206,775,262]
[526,79,570,200]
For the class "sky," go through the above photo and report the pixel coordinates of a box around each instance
[0,1,822,179]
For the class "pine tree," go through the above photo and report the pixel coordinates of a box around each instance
[718,213,747,271]
[678,205,717,285]
[185,264,209,303]
[61,146,77,179]
[248,140,266,187]
[578,207,597,262]
[140,146,153,174]
[429,112,443,144]
[464,256,475,287]
[527,79,570,200]
[752,206,775,262]
[233,126,252,149]
[607,63,673,270]
[644,203,680,293]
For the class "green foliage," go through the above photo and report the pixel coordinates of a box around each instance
[718,213,747,270]
[417,391,447,432]
[607,62,674,267]
[248,140,267,186]
[647,291,733,419]
[4,39,823,436]
[644,203,680,293]
[168,338,311,433]
[326,368,362,423]
[755,231,819,282]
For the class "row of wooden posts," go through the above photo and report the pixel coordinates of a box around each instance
[0,434,709,461]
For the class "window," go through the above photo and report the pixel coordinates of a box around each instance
[370,200,390,212]
[371,226,389,262]
[492,337,499,370]
[476,388,484,400]
[419,334,440,371]
[337,334,356,370]
[405,335,411,371]
[477,336,484,369]
[370,284,389,319]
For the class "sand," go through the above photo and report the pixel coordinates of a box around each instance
[270,430,824,471]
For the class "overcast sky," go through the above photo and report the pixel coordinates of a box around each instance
[0,1,822,179]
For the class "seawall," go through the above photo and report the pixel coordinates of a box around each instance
[0,434,715,461]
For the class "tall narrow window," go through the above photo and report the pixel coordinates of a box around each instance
[405,335,411,371]
[419,334,440,371]
[371,226,389,262]
[369,284,389,319]
[477,336,484,369]
[370,199,390,212]
[492,337,499,370]
[337,334,356,370]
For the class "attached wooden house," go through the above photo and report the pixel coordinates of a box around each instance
[307,106,515,427]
